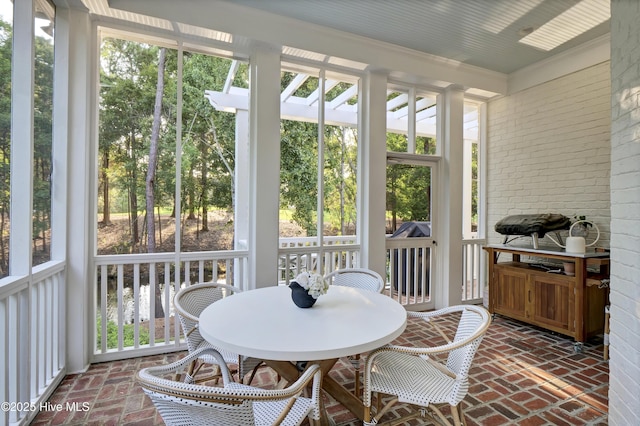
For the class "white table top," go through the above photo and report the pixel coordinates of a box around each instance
[199,285,407,361]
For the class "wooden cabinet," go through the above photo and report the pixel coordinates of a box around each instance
[484,245,609,345]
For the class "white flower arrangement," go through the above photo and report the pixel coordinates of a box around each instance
[293,271,329,299]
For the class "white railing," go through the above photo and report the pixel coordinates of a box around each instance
[92,250,248,363]
[462,238,486,304]
[0,261,66,426]
[277,236,359,283]
[91,236,486,362]
[385,236,433,308]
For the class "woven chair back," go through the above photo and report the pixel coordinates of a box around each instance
[325,268,385,293]
[446,306,489,380]
[173,283,238,352]
[142,390,256,426]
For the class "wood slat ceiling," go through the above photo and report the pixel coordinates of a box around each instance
[220,0,610,74]
[90,0,609,76]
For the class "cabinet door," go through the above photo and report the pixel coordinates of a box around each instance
[530,272,573,333]
[494,266,529,322]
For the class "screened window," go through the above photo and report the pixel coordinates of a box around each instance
[32,0,55,267]
[279,64,360,276]
[463,101,481,238]
[386,86,438,155]
[0,0,12,278]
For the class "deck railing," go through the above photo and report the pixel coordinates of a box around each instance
[462,238,486,304]
[91,236,486,361]
[385,236,433,307]
[277,236,359,283]
[0,261,66,426]
[92,250,248,363]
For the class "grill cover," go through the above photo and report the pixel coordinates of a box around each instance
[494,214,571,237]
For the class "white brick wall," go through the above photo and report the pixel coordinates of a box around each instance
[487,62,611,249]
[609,0,640,423]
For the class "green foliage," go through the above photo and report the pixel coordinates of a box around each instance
[33,34,55,252]
[95,35,476,244]
[386,133,434,227]
[96,315,151,350]
[0,18,55,266]
[0,19,12,272]
[280,119,319,234]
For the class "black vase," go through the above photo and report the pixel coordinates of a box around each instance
[289,281,317,308]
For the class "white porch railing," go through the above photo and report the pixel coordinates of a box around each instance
[91,236,486,362]
[92,250,248,363]
[277,236,359,283]
[0,261,66,426]
[462,238,486,304]
[385,236,433,307]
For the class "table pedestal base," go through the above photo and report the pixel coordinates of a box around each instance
[266,359,364,425]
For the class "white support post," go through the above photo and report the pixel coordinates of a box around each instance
[436,86,465,308]
[358,71,388,279]
[248,45,281,289]
[10,1,35,408]
[234,109,250,290]
[462,139,473,239]
[10,0,35,277]
[63,5,92,373]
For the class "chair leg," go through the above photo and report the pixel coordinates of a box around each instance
[429,404,456,426]
[458,403,467,426]
[369,397,399,425]
[364,406,371,423]
[244,363,262,386]
[449,403,462,426]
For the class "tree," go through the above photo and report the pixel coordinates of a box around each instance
[180,53,238,235]
[100,39,160,249]
[0,19,11,275]
[280,119,319,235]
[33,32,55,262]
[386,133,433,231]
[146,47,166,319]
[146,47,166,254]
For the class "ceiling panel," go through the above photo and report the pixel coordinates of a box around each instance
[221,0,610,74]
[91,0,609,76]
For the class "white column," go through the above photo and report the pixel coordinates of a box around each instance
[248,45,281,289]
[62,5,93,372]
[10,0,35,276]
[435,86,464,308]
[358,71,387,279]
[609,1,640,424]
[234,109,250,290]
[462,139,472,239]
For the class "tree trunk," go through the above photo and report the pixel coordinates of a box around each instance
[128,131,139,248]
[200,137,209,232]
[101,150,111,225]
[147,47,166,319]
[187,165,196,220]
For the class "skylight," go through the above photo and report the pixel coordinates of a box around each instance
[519,0,610,51]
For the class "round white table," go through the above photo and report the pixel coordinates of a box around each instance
[199,285,407,362]
[198,285,407,423]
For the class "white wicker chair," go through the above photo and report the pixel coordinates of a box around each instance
[363,305,491,426]
[323,267,385,396]
[138,347,322,426]
[173,282,263,384]
[324,268,385,293]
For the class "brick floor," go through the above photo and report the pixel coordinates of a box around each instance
[31,314,608,425]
